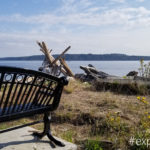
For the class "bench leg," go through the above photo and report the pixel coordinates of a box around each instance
[32,131,45,139]
[33,112,65,147]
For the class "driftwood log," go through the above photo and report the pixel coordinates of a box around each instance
[126,71,138,77]
[75,64,115,82]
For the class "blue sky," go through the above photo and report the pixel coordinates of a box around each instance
[0,0,150,56]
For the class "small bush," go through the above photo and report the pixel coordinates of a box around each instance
[61,130,75,143]
[92,81,150,95]
[64,86,74,94]
[85,140,103,150]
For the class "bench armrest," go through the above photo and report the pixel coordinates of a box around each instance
[60,76,69,86]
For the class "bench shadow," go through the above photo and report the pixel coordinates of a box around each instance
[0,134,56,149]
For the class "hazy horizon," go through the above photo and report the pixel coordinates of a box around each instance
[0,53,150,58]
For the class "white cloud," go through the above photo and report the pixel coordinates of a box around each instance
[0,5,149,30]
[136,0,144,2]
[0,6,150,30]
[111,0,125,3]
[1,26,150,57]
[0,0,150,56]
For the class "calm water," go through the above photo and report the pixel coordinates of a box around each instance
[0,60,146,76]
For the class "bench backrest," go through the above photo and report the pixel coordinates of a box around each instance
[0,66,67,123]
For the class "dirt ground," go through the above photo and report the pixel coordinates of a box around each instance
[1,80,150,149]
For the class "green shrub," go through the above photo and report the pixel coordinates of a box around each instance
[92,81,150,95]
[85,140,103,150]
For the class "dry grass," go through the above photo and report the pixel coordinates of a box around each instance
[53,80,150,149]
[1,79,150,149]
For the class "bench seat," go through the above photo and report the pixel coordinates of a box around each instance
[0,66,68,147]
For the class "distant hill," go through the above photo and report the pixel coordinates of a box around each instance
[0,53,150,61]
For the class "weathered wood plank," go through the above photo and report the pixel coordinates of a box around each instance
[51,46,71,66]
[60,58,74,77]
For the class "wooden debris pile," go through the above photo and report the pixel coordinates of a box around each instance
[75,64,145,83]
[37,41,74,77]
[75,64,116,82]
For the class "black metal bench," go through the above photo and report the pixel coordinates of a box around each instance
[0,66,68,147]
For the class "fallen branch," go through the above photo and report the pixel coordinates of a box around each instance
[60,58,74,77]
[51,46,71,66]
